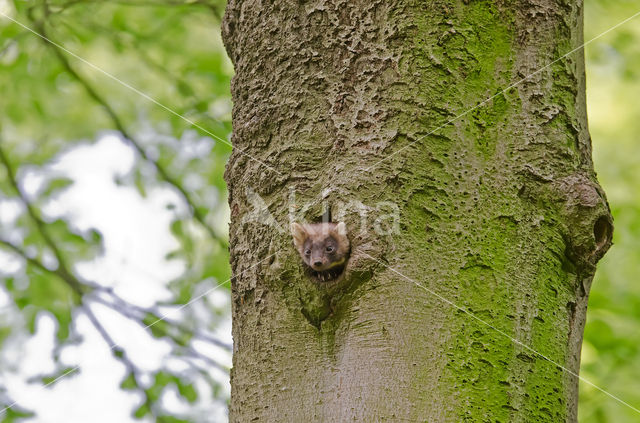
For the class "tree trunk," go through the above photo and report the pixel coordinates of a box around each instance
[221,0,612,421]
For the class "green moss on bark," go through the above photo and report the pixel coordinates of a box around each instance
[223,0,610,420]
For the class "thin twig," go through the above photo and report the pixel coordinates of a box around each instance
[181,348,229,373]
[83,304,156,417]
[0,237,87,298]
[54,0,218,13]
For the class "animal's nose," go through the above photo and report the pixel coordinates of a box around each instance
[313,261,323,267]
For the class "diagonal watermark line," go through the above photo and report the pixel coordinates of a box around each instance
[362,9,640,173]
[4,9,638,179]
[361,252,640,415]
[0,251,278,416]
[0,12,283,176]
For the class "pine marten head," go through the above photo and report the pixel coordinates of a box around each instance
[291,222,350,282]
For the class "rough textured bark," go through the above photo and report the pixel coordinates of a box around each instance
[222,0,612,421]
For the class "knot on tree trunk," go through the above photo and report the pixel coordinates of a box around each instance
[554,174,613,274]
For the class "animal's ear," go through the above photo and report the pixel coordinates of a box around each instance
[335,222,347,237]
[290,223,308,249]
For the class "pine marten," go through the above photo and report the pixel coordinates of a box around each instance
[290,222,350,282]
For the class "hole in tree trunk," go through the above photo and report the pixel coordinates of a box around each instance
[593,216,612,250]
[305,264,346,282]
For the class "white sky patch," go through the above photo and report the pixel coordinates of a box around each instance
[0,250,21,275]
[1,136,231,422]
[5,313,146,423]
[0,198,22,225]
[0,0,15,20]
[44,135,186,305]
[0,288,9,308]
[20,167,47,201]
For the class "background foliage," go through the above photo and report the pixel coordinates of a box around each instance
[580,1,640,421]
[0,0,232,421]
[0,0,638,421]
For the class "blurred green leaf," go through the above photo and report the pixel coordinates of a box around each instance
[120,372,138,391]
[176,379,198,404]
[39,367,77,385]
[40,177,74,198]
[579,1,640,421]
[0,406,35,423]
[133,403,150,419]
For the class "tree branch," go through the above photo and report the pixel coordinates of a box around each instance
[0,139,231,371]
[28,11,226,249]
[91,291,232,352]
[0,235,232,357]
[0,144,85,297]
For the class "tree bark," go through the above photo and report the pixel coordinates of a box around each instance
[222,0,612,421]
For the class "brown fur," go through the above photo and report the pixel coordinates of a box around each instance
[291,222,350,280]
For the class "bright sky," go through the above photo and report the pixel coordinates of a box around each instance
[0,136,231,422]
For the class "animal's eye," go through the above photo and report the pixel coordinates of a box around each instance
[326,246,334,253]
[304,249,311,256]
